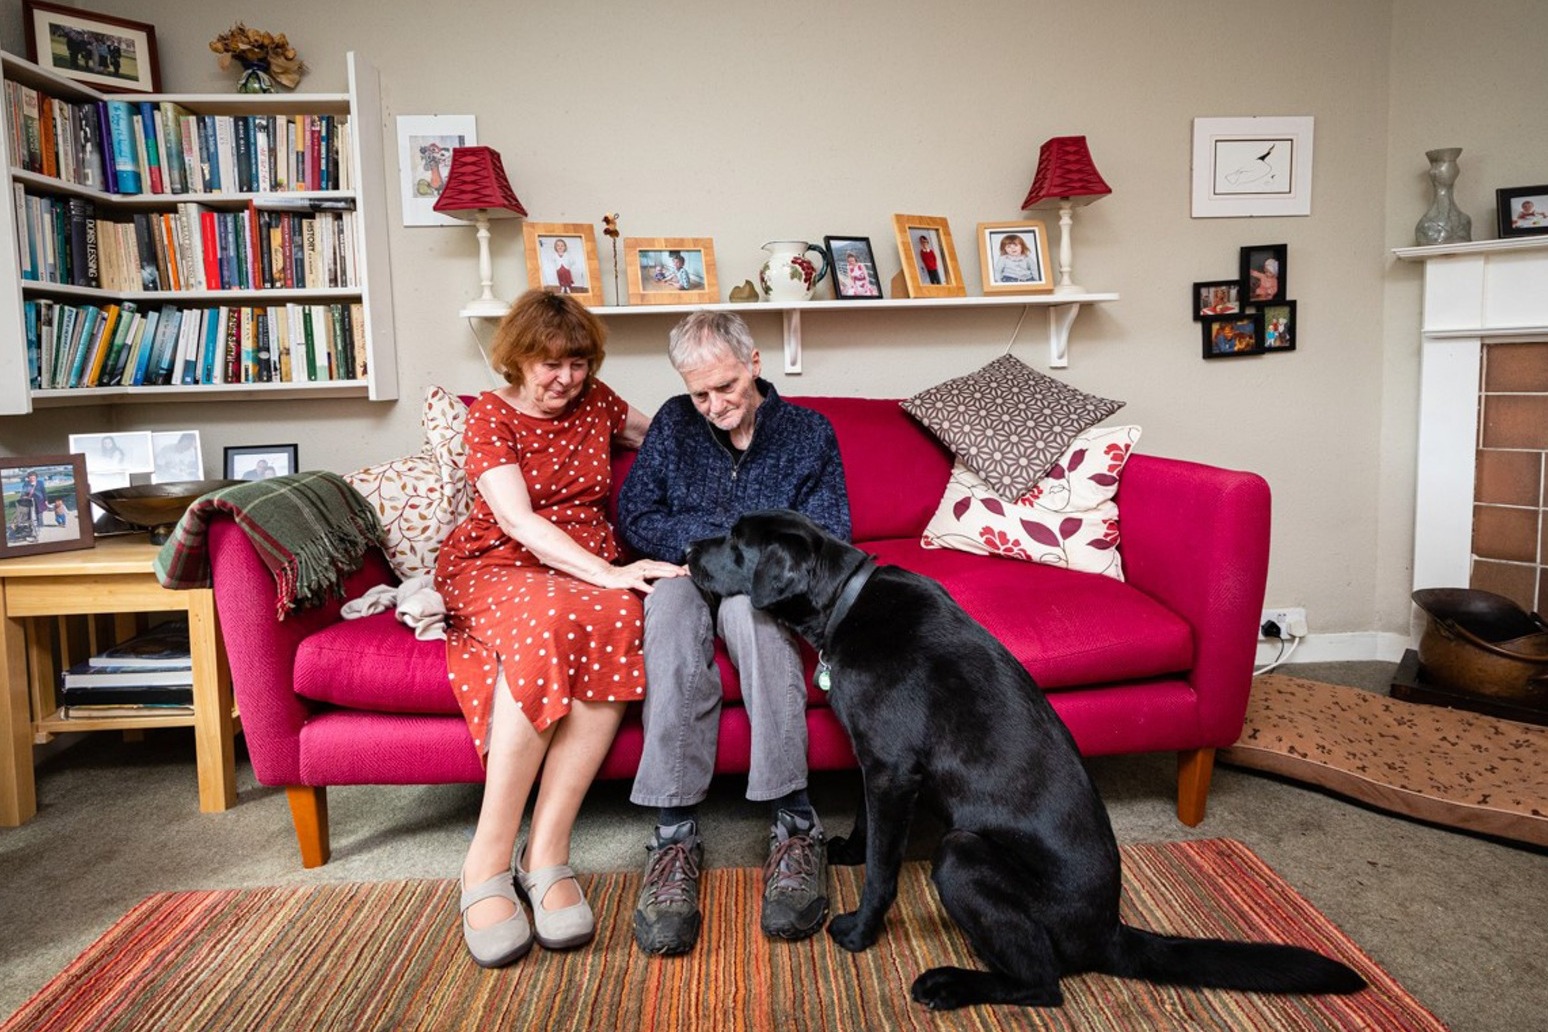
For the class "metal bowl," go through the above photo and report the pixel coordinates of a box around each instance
[89,480,241,544]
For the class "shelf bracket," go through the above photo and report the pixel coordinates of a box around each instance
[782,309,803,374]
[1047,303,1082,369]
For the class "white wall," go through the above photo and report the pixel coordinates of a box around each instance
[3,1,1544,652]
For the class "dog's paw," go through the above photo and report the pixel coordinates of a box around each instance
[911,967,1064,1010]
[825,835,864,866]
[911,968,973,1011]
[826,911,876,952]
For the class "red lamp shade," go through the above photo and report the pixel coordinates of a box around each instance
[433,146,527,219]
[1020,136,1111,209]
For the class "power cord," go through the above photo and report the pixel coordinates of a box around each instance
[1253,620,1304,676]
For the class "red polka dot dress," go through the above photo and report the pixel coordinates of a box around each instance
[435,381,644,757]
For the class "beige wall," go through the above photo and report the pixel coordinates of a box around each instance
[3,1,1544,653]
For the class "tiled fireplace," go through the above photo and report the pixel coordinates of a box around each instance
[1475,342,1548,613]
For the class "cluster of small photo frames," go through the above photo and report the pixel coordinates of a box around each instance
[1191,243,1296,359]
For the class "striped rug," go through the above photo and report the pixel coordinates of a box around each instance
[2,838,1443,1032]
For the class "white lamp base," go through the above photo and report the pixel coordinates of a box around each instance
[459,297,510,319]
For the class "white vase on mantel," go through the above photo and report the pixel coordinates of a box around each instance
[758,240,829,302]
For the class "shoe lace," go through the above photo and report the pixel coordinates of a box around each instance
[764,831,819,894]
[643,841,700,906]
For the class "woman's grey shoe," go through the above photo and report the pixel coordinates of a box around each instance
[515,845,596,950]
[459,868,534,968]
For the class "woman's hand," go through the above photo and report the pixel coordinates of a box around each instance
[595,559,689,593]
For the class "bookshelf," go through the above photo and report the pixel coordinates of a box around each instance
[0,51,397,414]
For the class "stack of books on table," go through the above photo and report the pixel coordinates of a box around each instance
[60,619,194,719]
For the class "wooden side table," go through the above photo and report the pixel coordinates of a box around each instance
[0,537,237,825]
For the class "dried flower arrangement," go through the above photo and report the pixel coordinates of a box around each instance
[602,213,621,304]
[208,23,305,91]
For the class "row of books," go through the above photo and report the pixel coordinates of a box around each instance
[60,620,194,719]
[5,81,351,197]
[25,299,367,390]
[15,185,360,292]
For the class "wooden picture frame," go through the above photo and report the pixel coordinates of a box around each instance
[524,223,604,306]
[23,0,161,94]
[824,235,884,299]
[223,443,298,481]
[1256,300,1297,353]
[892,214,965,299]
[2,453,94,558]
[1495,185,1548,238]
[1240,244,1287,304]
[624,238,718,305]
[977,220,1054,295]
[1192,279,1242,321]
[1201,312,1266,359]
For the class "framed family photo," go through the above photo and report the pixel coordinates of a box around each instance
[2,453,93,558]
[1192,279,1242,321]
[1201,312,1266,359]
[1240,244,1288,304]
[523,223,604,306]
[624,238,718,305]
[977,220,1053,295]
[151,430,204,483]
[892,214,965,299]
[1192,116,1314,218]
[396,115,476,227]
[68,430,153,478]
[23,0,160,94]
[1258,300,1297,352]
[1495,185,1548,238]
[824,236,883,299]
[224,443,298,481]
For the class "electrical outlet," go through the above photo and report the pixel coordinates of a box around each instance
[1260,607,1308,639]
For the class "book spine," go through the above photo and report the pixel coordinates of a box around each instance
[225,306,243,384]
[137,101,163,194]
[95,103,118,193]
[105,101,141,194]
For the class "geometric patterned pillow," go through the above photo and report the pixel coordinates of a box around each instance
[921,425,1141,580]
[902,354,1124,498]
[343,386,471,580]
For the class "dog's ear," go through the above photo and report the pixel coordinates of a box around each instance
[749,543,808,612]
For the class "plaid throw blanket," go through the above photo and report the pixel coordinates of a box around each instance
[154,471,383,618]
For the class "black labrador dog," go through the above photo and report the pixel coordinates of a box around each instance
[688,510,1365,1011]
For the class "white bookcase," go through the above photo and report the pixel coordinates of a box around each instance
[0,51,396,414]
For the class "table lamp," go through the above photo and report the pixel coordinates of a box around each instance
[433,146,527,318]
[1020,136,1111,295]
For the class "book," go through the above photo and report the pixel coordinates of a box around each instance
[61,703,195,719]
[63,661,194,688]
[89,619,192,669]
[104,100,141,194]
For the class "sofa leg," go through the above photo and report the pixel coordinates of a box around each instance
[286,785,331,868]
[1176,747,1215,827]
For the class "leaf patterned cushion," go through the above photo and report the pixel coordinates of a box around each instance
[901,354,1124,498]
[921,425,1141,580]
[344,386,471,580]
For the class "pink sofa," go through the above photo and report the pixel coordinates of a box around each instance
[207,396,1270,867]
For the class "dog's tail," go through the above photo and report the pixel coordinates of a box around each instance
[1101,924,1367,995]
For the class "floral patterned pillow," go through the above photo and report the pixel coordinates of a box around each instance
[921,425,1141,580]
[344,386,471,580]
[902,354,1125,499]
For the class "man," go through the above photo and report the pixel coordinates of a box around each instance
[618,310,850,955]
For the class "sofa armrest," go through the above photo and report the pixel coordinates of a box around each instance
[207,516,397,786]
[1115,454,1271,745]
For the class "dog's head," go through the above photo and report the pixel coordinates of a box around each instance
[688,510,866,639]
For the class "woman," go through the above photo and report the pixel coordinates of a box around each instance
[436,290,684,968]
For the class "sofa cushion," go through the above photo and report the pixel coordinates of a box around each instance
[865,538,1194,690]
[901,355,1124,498]
[294,612,458,714]
[922,425,1140,580]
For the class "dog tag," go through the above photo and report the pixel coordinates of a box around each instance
[815,658,832,693]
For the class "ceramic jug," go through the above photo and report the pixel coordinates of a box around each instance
[758,240,829,301]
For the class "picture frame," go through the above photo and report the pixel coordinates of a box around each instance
[824,236,884,300]
[1495,185,1548,238]
[1192,279,1242,321]
[523,223,605,306]
[396,115,477,227]
[624,238,719,305]
[1256,300,1297,353]
[68,431,153,478]
[977,220,1054,295]
[150,430,204,484]
[223,444,298,481]
[1191,116,1314,218]
[1201,311,1267,359]
[2,453,94,558]
[1240,244,1288,304]
[892,214,965,299]
[23,0,160,94]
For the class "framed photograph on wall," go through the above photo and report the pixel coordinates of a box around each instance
[23,0,160,94]
[1192,116,1314,218]
[1192,279,1242,321]
[1201,311,1267,359]
[977,220,1053,295]
[2,453,94,558]
[892,214,965,299]
[224,444,298,481]
[1257,300,1297,353]
[1495,185,1548,238]
[523,223,604,306]
[824,236,883,299]
[624,238,718,305]
[396,115,476,227]
[1240,243,1288,303]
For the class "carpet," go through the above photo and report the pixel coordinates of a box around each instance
[1,838,1442,1032]
[1224,674,1548,847]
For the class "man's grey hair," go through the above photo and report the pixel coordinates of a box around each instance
[667,311,757,372]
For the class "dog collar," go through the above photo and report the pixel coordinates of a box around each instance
[822,558,876,647]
